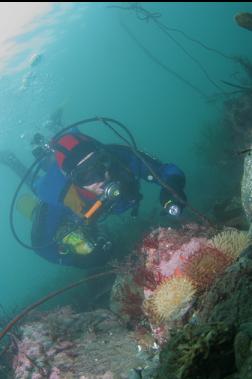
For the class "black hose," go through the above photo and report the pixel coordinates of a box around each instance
[10,116,139,250]
[52,116,137,149]
[10,116,215,251]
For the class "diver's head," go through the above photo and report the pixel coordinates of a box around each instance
[69,150,113,190]
[54,134,113,189]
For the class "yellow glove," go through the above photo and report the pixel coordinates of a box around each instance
[62,231,94,255]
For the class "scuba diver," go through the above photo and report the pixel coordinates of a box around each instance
[1,124,187,269]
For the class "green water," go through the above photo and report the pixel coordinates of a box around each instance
[0,2,251,313]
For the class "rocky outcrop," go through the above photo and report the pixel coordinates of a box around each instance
[12,307,158,379]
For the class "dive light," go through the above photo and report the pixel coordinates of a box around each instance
[163,200,181,217]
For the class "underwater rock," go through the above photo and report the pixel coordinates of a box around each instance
[241,153,252,223]
[110,225,241,347]
[110,274,144,324]
[235,12,252,31]
[192,254,252,378]
[224,93,252,146]
[11,223,252,379]
[106,222,252,378]
[110,225,210,344]
[156,322,236,379]
[141,354,160,379]
[240,244,252,259]
[238,355,252,379]
[140,225,243,335]
[212,196,248,230]
[234,330,251,371]
[127,369,141,379]
[196,253,252,325]
[155,251,252,378]
[12,307,156,379]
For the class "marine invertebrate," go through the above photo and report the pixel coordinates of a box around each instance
[117,283,144,323]
[110,275,144,323]
[133,266,164,291]
[209,229,251,261]
[144,276,196,323]
[138,227,221,328]
[183,246,232,292]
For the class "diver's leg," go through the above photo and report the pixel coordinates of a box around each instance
[0,150,31,187]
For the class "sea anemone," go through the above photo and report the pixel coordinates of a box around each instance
[209,229,251,261]
[144,276,196,323]
[183,246,232,292]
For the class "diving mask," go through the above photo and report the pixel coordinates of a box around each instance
[71,150,113,188]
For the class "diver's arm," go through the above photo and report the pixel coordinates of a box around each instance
[33,162,70,207]
[107,144,187,214]
[107,144,185,185]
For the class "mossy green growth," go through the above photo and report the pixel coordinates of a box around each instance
[155,323,236,379]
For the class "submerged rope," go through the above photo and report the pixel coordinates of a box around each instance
[109,3,234,95]
[121,21,209,100]
[108,3,233,60]
[0,270,116,343]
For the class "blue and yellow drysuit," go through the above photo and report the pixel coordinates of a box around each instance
[31,133,186,268]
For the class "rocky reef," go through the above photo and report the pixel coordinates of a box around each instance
[3,220,252,379]
[4,65,252,376]
[241,153,252,224]
[11,306,158,379]
[155,244,252,379]
[109,223,252,378]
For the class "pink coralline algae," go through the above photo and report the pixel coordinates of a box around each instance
[110,224,233,345]
[12,307,154,378]
[140,225,213,298]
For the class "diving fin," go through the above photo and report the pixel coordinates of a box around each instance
[16,193,39,219]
